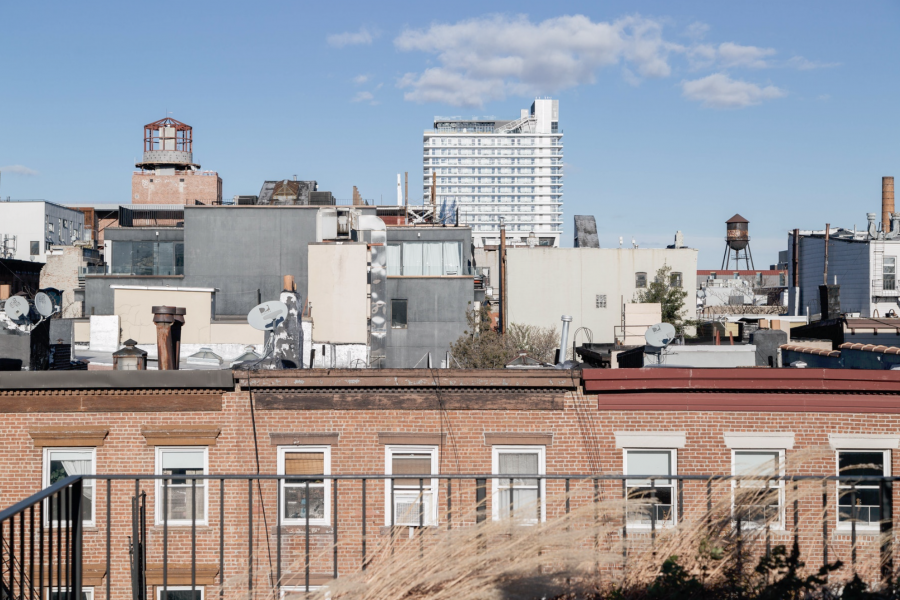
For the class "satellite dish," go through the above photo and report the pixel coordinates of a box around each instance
[247,300,288,331]
[4,296,30,322]
[645,322,677,348]
[34,292,55,317]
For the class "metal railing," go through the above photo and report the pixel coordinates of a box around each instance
[0,476,83,600]
[1,473,898,599]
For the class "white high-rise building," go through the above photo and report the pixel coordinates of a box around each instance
[423,98,563,248]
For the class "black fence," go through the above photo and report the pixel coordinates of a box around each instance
[0,474,897,599]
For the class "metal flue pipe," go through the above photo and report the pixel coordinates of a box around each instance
[558,315,573,364]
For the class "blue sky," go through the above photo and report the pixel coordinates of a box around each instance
[1,1,897,267]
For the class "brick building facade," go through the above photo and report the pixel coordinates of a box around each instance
[1,368,900,597]
[132,171,222,205]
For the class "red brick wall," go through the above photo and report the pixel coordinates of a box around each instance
[132,172,222,205]
[1,388,898,596]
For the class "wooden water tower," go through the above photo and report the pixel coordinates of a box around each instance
[721,214,755,270]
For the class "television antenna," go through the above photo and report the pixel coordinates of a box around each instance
[247,300,288,331]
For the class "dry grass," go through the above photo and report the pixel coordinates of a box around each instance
[212,448,892,599]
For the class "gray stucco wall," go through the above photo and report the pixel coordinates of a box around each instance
[184,206,321,316]
[385,277,474,368]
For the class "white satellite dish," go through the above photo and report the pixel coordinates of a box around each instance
[645,322,677,348]
[4,296,30,322]
[247,300,288,331]
[34,292,55,317]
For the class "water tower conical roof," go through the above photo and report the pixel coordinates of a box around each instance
[726,214,749,224]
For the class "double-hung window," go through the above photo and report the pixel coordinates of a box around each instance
[732,450,784,528]
[156,447,207,525]
[278,446,330,525]
[624,449,676,527]
[43,448,95,526]
[885,258,896,291]
[837,450,889,528]
[47,587,93,600]
[385,446,438,526]
[492,446,545,523]
[156,587,203,600]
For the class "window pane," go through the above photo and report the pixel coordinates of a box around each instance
[162,451,204,470]
[174,242,184,275]
[402,243,423,275]
[838,488,881,523]
[422,243,443,276]
[284,486,325,520]
[626,487,673,524]
[160,591,202,600]
[443,242,462,275]
[386,244,402,276]
[734,451,779,478]
[635,273,647,288]
[838,452,885,477]
[157,242,175,276]
[391,299,408,328]
[111,241,132,274]
[499,453,539,487]
[627,451,671,486]
[132,242,154,276]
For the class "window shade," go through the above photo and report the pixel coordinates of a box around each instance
[392,456,432,475]
[285,452,325,476]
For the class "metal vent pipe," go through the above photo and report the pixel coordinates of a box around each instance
[558,315,573,364]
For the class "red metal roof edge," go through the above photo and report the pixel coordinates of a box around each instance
[582,367,900,393]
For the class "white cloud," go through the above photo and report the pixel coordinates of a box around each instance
[683,21,709,40]
[0,165,38,176]
[681,73,786,108]
[328,27,376,48]
[395,14,682,107]
[785,56,841,70]
[353,74,370,84]
[688,42,775,69]
[352,91,374,102]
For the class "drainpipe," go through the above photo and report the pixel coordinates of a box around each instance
[152,306,176,370]
[558,315,572,365]
[500,218,507,333]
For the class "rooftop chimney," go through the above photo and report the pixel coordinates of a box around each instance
[884,176,895,235]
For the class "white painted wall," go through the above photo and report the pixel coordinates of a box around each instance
[506,247,698,344]
[0,202,85,262]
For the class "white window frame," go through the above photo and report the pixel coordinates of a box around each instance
[835,449,890,532]
[46,586,94,600]
[42,447,96,527]
[491,445,546,523]
[384,445,439,527]
[155,585,204,600]
[622,448,677,529]
[155,447,209,526]
[279,586,321,599]
[277,446,331,526]
[730,449,785,530]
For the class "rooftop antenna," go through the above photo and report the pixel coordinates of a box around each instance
[3,296,30,323]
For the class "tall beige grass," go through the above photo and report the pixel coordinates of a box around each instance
[212,447,890,599]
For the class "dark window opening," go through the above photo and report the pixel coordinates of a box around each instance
[30,241,39,255]
[391,299,408,329]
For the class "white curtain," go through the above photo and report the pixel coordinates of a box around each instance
[423,243,443,276]
[386,244,402,276]
[403,243,423,276]
[443,242,462,275]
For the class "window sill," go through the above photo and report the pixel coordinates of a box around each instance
[279,524,333,535]
[152,524,212,530]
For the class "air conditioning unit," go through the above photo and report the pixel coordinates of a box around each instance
[393,494,433,526]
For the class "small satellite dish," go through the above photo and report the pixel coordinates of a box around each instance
[4,296,30,322]
[247,300,288,331]
[645,322,677,348]
[34,292,55,317]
